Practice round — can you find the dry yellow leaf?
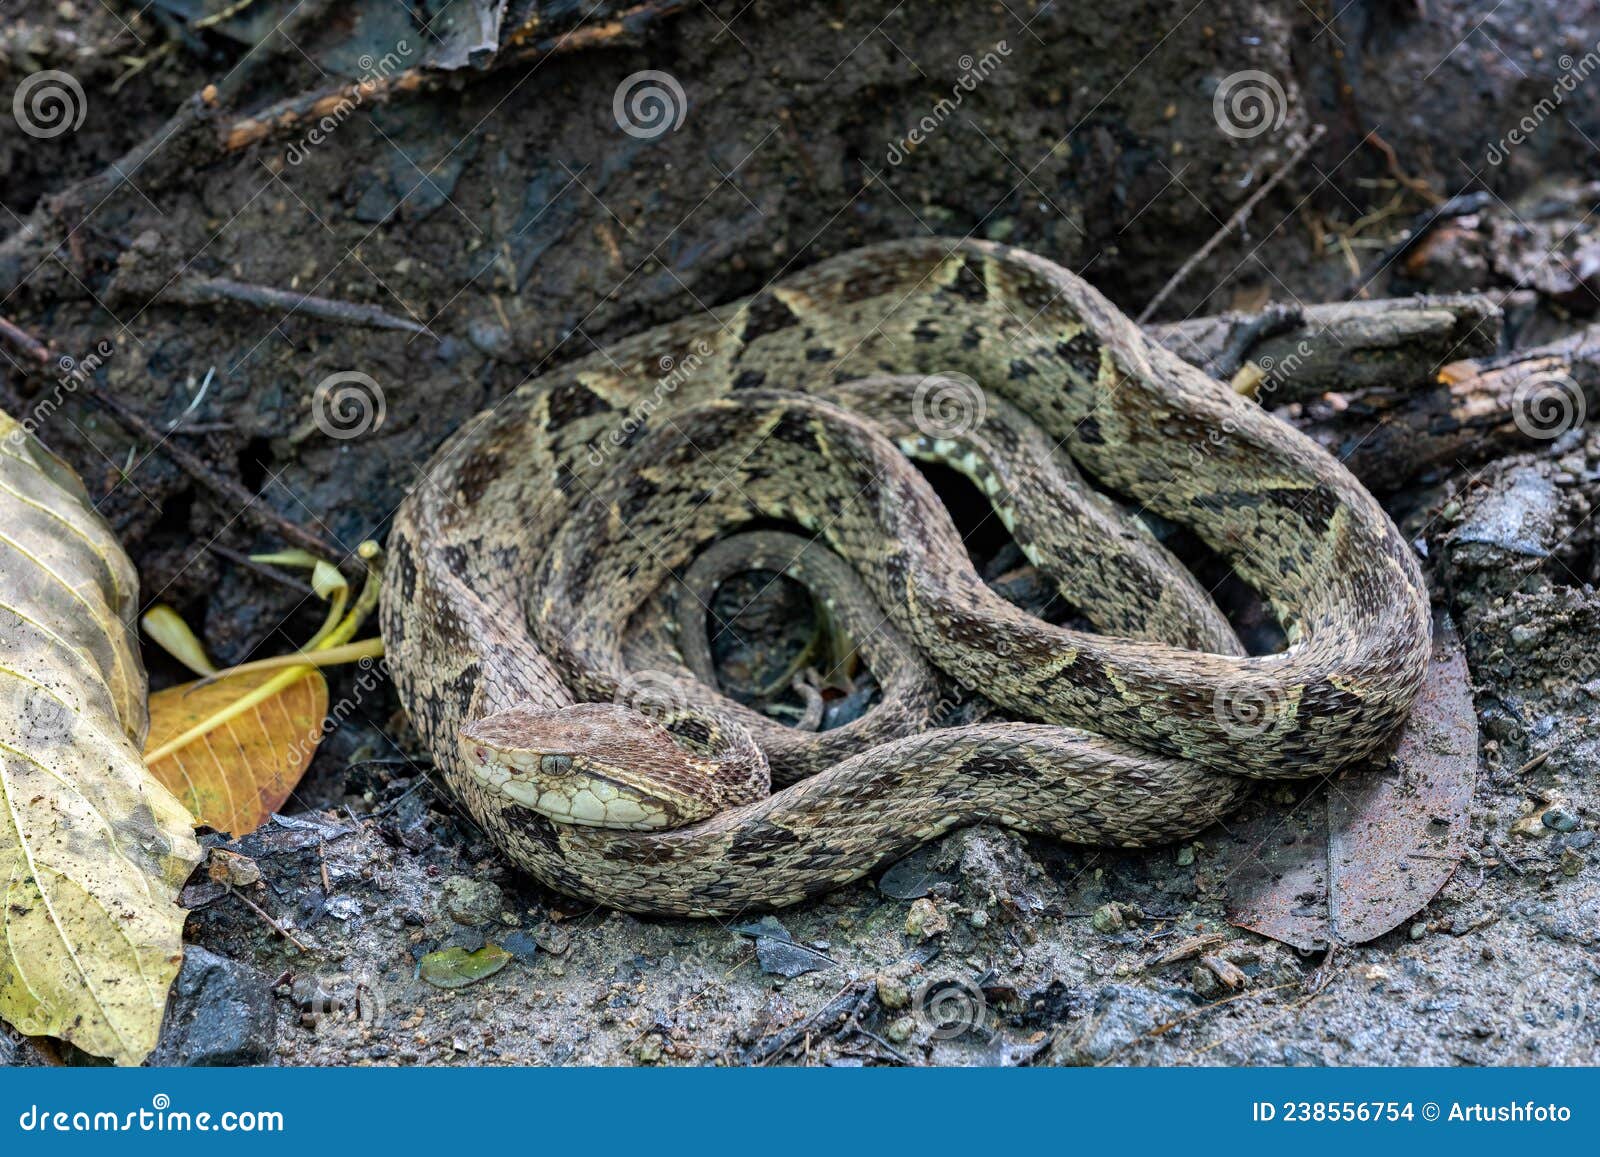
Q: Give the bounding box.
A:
[0,410,201,1066]
[145,666,329,837]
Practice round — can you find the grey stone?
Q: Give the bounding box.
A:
[154,947,274,1067]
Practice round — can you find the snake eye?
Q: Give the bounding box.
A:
[540,753,574,776]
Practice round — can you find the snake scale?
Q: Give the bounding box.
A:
[382,238,1432,917]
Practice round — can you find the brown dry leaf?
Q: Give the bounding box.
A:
[0,410,201,1066]
[145,666,329,838]
[1222,611,1476,950]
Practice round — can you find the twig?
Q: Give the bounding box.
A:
[83,386,344,562]
[223,0,692,151]
[204,542,316,595]
[167,276,433,336]
[230,886,310,952]
[0,315,53,364]
[1137,124,1327,324]
[1342,190,1492,299]
[1362,128,1444,206]
[0,0,336,298]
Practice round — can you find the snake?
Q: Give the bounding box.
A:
[382,237,1432,917]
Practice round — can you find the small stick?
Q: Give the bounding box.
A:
[1137,124,1327,324]
[0,315,52,364]
[84,387,345,562]
[223,0,692,151]
[230,887,310,952]
[204,543,316,595]
[169,276,432,336]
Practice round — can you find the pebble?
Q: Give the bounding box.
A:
[1542,806,1580,833]
[1509,624,1542,648]
[1560,848,1584,877]
[441,876,504,926]
[904,898,950,940]
[1176,845,1196,867]
[1091,901,1138,934]
[885,1016,915,1044]
[876,975,910,1010]
[154,948,275,1066]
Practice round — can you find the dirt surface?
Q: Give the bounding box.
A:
[2,0,1600,1067]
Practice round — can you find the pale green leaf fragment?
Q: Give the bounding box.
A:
[140,605,217,677]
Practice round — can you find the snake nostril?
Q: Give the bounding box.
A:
[474,746,489,763]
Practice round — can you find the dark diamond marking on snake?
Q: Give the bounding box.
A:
[545,381,611,428]
[741,293,801,342]
[1058,332,1102,382]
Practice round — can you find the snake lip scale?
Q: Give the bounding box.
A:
[383,236,1432,918]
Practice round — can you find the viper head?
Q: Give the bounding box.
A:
[459,702,716,830]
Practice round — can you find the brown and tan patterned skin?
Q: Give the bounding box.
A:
[382,237,1431,918]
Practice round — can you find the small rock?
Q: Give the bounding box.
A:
[905,897,951,940]
[1542,806,1581,833]
[532,921,571,955]
[1560,848,1584,877]
[1091,901,1139,934]
[154,948,274,1066]
[499,930,539,961]
[1409,922,1428,940]
[885,1016,915,1044]
[1176,844,1196,867]
[755,936,833,978]
[1509,623,1542,649]
[441,876,504,926]
[876,975,910,1010]
[632,1033,664,1064]
[968,907,990,929]
[1567,830,1596,850]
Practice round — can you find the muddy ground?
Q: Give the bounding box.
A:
[2,1,1599,1066]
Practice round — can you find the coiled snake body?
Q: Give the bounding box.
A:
[382,238,1431,917]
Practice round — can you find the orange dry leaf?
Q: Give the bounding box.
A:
[144,666,329,838]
